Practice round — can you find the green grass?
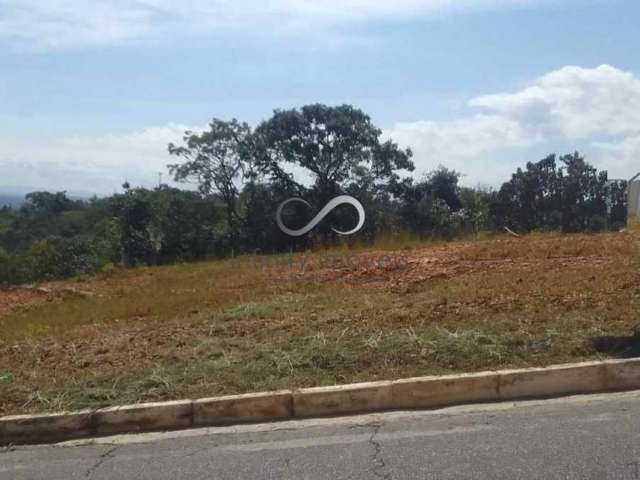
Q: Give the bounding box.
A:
[0,256,295,340]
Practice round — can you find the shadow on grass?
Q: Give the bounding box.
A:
[592,335,640,358]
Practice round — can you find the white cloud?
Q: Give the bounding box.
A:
[0,0,550,50]
[0,122,313,195]
[0,123,196,195]
[3,64,640,194]
[592,135,640,180]
[387,114,535,159]
[470,65,640,139]
[386,65,640,185]
[0,1,155,50]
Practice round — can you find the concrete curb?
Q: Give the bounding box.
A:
[2,358,640,445]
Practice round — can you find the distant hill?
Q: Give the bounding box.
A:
[0,194,25,208]
[0,191,94,208]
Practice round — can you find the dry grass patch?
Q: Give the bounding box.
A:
[1,228,639,415]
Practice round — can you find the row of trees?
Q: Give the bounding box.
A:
[0,104,628,285]
[166,104,414,245]
[491,153,627,233]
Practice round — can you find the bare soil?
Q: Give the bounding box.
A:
[1,230,638,415]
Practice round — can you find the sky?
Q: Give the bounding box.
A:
[1,0,640,195]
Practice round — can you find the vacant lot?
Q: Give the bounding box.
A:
[1,228,639,415]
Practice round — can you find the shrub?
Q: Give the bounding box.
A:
[26,237,102,281]
[588,215,607,233]
[0,247,10,284]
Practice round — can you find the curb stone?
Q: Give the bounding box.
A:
[0,410,94,445]
[293,380,393,417]
[193,391,293,427]
[2,358,640,445]
[94,400,193,437]
[391,371,500,410]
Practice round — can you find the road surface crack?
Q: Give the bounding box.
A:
[369,423,392,480]
[85,446,118,478]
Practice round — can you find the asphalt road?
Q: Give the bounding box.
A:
[3,391,640,480]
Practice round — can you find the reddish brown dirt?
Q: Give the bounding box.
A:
[0,231,638,415]
[0,287,52,318]
[0,271,155,320]
[286,234,624,292]
[1,232,631,320]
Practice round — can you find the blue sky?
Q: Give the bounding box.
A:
[1,0,640,195]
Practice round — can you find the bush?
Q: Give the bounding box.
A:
[25,237,102,281]
[588,215,607,233]
[0,247,27,285]
[0,247,10,284]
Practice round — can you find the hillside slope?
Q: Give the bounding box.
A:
[1,229,639,415]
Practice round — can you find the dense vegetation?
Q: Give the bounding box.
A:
[0,104,627,285]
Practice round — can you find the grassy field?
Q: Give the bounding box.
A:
[1,226,639,415]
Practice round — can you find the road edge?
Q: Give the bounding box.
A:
[2,357,639,445]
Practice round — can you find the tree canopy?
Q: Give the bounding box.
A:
[0,104,629,286]
[255,104,415,204]
[489,153,626,233]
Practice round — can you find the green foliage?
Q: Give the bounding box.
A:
[111,188,156,267]
[26,237,102,280]
[393,166,489,238]
[168,119,254,238]
[24,191,83,214]
[239,182,289,253]
[459,187,491,233]
[0,247,10,284]
[0,106,630,286]
[110,186,222,266]
[489,153,626,233]
[256,104,414,206]
[0,192,118,283]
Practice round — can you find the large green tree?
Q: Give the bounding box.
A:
[255,104,414,206]
[168,119,255,237]
[490,153,624,233]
